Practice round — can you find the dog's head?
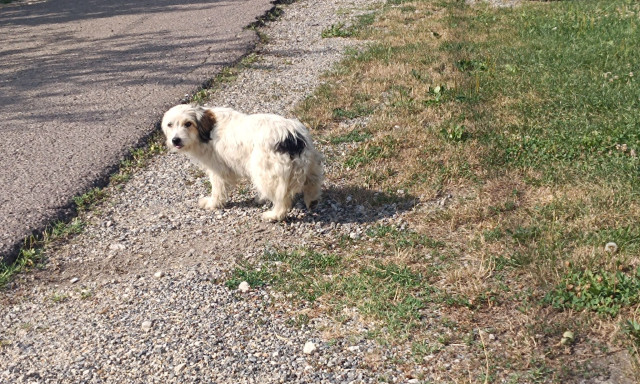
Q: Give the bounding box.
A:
[161,104,217,152]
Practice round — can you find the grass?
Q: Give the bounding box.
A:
[290,0,640,381]
[228,248,436,338]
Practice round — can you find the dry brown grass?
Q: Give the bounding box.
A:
[290,0,640,381]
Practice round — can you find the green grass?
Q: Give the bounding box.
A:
[329,129,372,144]
[344,136,397,168]
[73,188,108,212]
[227,248,435,337]
[455,1,640,185]
[366,224,444,250]
[294,0,640,380]
[49,292,69,303]
[545,267,640,317]
[322,23,355,38]
[0,247,42,287]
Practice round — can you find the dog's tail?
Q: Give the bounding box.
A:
[303,148,323,210]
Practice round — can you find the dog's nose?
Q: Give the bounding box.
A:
[172,137,182,146]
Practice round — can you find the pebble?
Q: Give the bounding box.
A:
[303,341,317,355]
[141,321,153,332]
[173,363,186,374]
[154,271,165,278]
[70,277,79,284]
[109,243,125,251]
[238,281,250,293]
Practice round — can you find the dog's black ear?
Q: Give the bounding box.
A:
[196,109,216,143]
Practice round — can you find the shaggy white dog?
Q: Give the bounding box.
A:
[161,104,323,221]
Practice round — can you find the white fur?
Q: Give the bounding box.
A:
[161,104,323,221]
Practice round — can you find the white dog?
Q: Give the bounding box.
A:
[161,104,323,221]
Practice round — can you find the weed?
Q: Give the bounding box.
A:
[80,289,93,300]
[411,340,441,362]
[225,265,273,290]
[332,104,374,120]
[48,218,84,240]
[329,129,372,144]
[440,124,468,142]
[367,224,444,250]
[74,188,108,212]
[322,23,354,38]
[622,319,640,354]
[545,267,640,317]
[50,292,69,303]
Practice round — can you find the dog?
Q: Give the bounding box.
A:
[161,104,323,221]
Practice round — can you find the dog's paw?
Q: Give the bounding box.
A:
[198,197,223,210]
[261,210,286,222]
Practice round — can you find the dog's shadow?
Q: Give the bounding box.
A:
[227,185,417,225]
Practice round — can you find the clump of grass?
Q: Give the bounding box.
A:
[322,23,354,38]
[0,247,42,287]
[545,267,640,317]
[329,129,372,144]
[49,292,69,303]
[227,248,435,338]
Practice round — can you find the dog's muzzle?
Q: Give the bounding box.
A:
[171,137,184,149]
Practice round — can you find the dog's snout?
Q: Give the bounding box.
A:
[171,137,183,147]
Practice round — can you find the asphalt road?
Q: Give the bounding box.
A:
[0,0,275,263]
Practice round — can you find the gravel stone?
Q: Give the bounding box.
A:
[174,363,186,375]
[303,341,317,355]
[238,281,250,293]
[141,321,153,332]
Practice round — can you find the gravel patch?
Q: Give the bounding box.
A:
[1,0,426,383]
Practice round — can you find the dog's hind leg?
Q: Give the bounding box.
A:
[303,152,323,210]
[261,185,292,222]
[254,176,292,221]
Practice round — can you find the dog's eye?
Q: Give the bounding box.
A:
[167,122,173,128]
[184,122,193,128]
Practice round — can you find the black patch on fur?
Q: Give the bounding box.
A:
[197,109,216,143]
[276,131,306,158]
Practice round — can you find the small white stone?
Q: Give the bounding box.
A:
[349,232,359,240]
[141,321,153,332]
[407,380,419,384]
[70,277,79,284]
[347,346,360,352]
[154,271,164,278]
[604,242,618,253]
[238,281,250,293]
[109,243,125,251]
[303,341,316,354]
[174,363,186,374]
[105,220,112,227]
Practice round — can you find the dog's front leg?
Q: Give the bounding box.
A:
[198,172,230,210]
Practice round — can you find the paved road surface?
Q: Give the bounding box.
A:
[0,0,275,263]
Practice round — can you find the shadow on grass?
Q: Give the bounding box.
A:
[226,185,417,224]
